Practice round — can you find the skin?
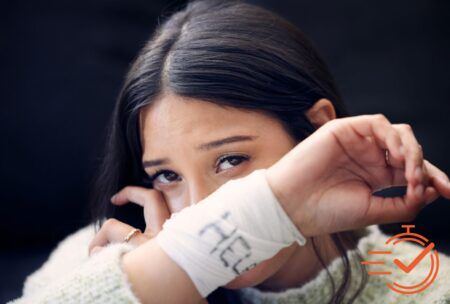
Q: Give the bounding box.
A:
[137,94,340,290]
[88,93,450,304]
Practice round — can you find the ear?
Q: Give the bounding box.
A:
[305,98,336,128]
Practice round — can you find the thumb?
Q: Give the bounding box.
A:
[111,186,171,237]
[142,190,171,237]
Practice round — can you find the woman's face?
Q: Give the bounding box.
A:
[139,93,300,289]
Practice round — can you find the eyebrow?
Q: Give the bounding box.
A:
[142,135,258,168]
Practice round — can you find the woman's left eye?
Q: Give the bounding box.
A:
[216,154,249,173]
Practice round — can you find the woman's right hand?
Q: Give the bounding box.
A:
[88,186,171,256]
[266,114,450,237]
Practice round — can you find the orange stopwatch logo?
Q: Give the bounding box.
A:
[361,225,439,295]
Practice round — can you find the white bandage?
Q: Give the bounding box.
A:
[155,168,306,298]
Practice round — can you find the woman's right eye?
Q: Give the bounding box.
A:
[151,170,181,185]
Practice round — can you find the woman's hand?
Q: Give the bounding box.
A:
[266,114,450,237]
[88,187,171,256]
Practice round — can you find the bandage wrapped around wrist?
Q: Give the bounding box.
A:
[155,168,306,297]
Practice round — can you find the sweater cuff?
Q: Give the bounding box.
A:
[8,242,142,304]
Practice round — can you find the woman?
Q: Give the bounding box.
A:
[10,0,450,303]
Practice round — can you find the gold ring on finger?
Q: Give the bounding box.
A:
[124,228,141,243]
[384,149,391,167]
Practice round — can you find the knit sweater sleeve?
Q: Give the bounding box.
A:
[7,224,142,304]
[18,224,97,296]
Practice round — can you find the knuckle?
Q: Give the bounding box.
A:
[323,118,340,130]
[398,123,413,132]
[323,118,337,126]
[103,218,118,229]
[412,145,423,160]
[373,113,388,123]
[121,186,133,196]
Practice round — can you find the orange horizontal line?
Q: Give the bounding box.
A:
[368,271,391,276]
[368,250,392,255]
[361,261,385,265]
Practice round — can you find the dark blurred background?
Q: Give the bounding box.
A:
[1,0,449,302]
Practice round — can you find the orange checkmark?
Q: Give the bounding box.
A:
[393,242,435,274]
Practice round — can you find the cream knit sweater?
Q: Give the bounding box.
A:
[8,224,450,303]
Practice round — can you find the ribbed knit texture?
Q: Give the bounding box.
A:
[8,224,450,303]
[8,225,141,304]
[236,226,450,303]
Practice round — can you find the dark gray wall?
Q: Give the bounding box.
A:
[251,0,450,238]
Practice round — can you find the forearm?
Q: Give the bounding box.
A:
[122,239,203,304]
[120,169,305,303]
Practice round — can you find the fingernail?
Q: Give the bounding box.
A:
[399,146,405,156]
[415,184,424,197]
[110,194,117,203]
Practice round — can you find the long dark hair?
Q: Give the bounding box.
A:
[89,0,367,302]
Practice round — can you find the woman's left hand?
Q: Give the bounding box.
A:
[88,187,171,256]
[266,114,450,237]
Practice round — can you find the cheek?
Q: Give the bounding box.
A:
[158,190,187,214]
[167,198,185,214]
[223,244,296,289]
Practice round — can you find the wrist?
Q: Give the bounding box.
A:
[266,163,313,238]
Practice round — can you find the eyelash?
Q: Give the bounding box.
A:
[148,154,250,185]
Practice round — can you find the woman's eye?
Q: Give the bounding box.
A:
[149,155,249,185]
[151,170,180,185]
[216,155,249,173]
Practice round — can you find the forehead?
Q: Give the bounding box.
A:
[140,94,286,155]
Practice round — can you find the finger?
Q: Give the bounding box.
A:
[88,218,147,256]
[392,124,424,186]
[111,186,150,207]
[111,186,171,236]
[367,165,449,225]
[142,191,171,236]
[424,160,450,199]
[403,159,449,205]
[366,193,423,224]
[90,246,103,256]
[330,114,404,163]
[405,178,425,205]
[423,186,439,205]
